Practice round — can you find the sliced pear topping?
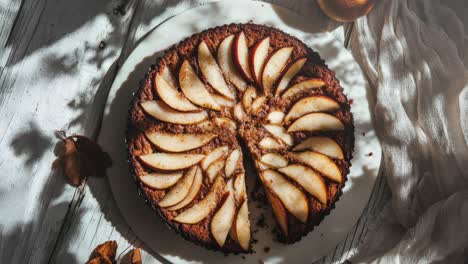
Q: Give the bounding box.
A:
[140,101,208,125]
[235,200,251,251]
[198,41,235,100]
[281,78,326,100]
[278,164,328,204]
[260,153,288,168]
[257,161,273,171]
[145,131,216,153]
[212,93,235,107]
[276,57,307,96]
[289,151,342,183]
[267,111,285,124]
[160,66,178,89]
[233,32,253,82]
[168,167,203,211]
[262,47,293,92]
[174,176,226,224]
[249,37,270,84]
[195,120,215,131]
[139,153,205,171]
[242,86,257,112]
[263,124,294,146]
[287,113,344,133]
[179,60,221,110]
[225,149,241,178]
[259,137,282,150]
[206,158,225,183]
[260,170,309,223]
[233,172,247,203]
[211,179,236,247]
[233,103,248,121]
[215,117,237,132]
[217,35,247,91]
[159,166,197,207]
[201,146,229,170]
[265,189,288,236]
[293,137,344,160]
[154,72,200,112]
[285,96,340,122]
[139,171,184,190]
[251,96,266,113]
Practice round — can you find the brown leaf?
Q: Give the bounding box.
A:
[90,240,118,261]
[62,138,85,186]
[52,132,112,187]
[86,256,113,264]
[129,248,142,264]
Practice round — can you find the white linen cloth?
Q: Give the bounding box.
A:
[348,0,468,263]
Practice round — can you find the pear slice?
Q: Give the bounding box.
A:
[260,153,288,168]
[195,120,215,131]
[212,93,235,107]
[140,101,208,125]
[275,57,307,96]
[139,171,184,190]
[257,161,273,171]
[281,78,326,99]
[235,200,251,251]
[259,137,282,150]
[293,137,344,160]
[249,37,270,84]
[233,172,247,203]
[267,111,285,124]
[206,157,226,183]
[262,47,293,92]
[160,66,178,89]
[179,60,221,111]
[168,167,203,211]
[154,72,200,112]
[145,131,216,152]
[211,179,236,247]
[278,164,328,204]
[242,86,257,112]
[260,170,309,223]
[233,103,247,121]
[217,35,247,91]
[225,149,241,178]
[233,32,253,82]
[263,124,294,146]
[201,146,229,170]
[265,189,288,236]
[289,151,342,183]
[198,41,235,100]
[251,96,266,113]
[174,176,226,224]
[287,113,344,133]
[284,96,340,123]
[139,152,205,171]
[215,117,237,132]
[158,166,197,207]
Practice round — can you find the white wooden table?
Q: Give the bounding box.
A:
[0,1,387,263]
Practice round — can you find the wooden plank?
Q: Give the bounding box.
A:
[0,0,140,263]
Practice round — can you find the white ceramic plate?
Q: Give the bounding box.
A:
[98,1,381,263]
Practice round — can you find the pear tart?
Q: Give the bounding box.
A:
[126,23,354,253]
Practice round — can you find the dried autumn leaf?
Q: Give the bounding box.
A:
[122,248,142,264]
[89,240,117,261]
[52,132,112,187]
[86,257,112,264]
